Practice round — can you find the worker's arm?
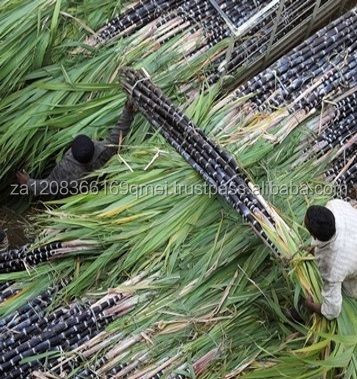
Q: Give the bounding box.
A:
[306,281,342,320]
[16,170,58,196]
[95,101,136,166]
[305,295,322,315]
[105,100,135,148]
[17,154,82,196]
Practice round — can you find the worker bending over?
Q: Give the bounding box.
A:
[16,100,135,197]
[304,199,357,320]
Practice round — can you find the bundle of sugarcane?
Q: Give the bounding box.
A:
[288,89,357,198]
[0,240,96,274]
[47,305,221,378]
[87,0,269,47]
[0,242,63,273]
[206,0,344,85]
[232,8,357,113]
[0,280,145,379]
[325,145,357,182]
[0,272,155,378]
[212,9,357,147]
[310,110,356,160]
[335,163,357,195]
[119,68,301,258]
[86,0,344,91]
[289,88,356,162]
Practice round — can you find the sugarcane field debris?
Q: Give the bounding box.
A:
[0,0,357,378]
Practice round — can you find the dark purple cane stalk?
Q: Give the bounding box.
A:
[0,242,64,273]
[301,89,357,163]
[0,303,91,351]
[0,239,95,273]
[0,286,19,303]
[137,95,268,219]
[0,242,62,262]
[325,145,356,181]
[335,164,357,188]
[135,90,262,217]
[0,281,12,292]
[124,69,251,183]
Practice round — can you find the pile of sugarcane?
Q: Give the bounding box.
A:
[326,144,356,197]
[301,90,356,158]
[317,92,357,160]
[326,145,356,181]
[87,0,343,87]
[293,90,357,197]
[0,280,142,378]
[206,0,344,84]
[120,68,288,256]
[0,240,95,274]
[1,272,218,379]
[233,8,357,113]
[90,0,271,46]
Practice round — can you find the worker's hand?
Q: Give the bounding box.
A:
[306,245,315,255]
[305,294,314,308]
[16,170,29,185]
[305,294,322,315]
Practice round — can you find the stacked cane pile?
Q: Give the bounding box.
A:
[287,89,357,197]
[233,9,357,113]
[206,0,345,84]
[87,0,343,87]
[321,92,357,196]
[1,272,217,379]
[0,280,142,378]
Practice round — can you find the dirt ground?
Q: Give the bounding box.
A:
[0,207,31,248]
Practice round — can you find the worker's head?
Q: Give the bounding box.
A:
[71,135,95,164]
[304,205,336,242]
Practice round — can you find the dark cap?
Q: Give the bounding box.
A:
[71,135,95,164]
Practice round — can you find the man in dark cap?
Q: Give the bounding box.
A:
[16,100,135,197]
[304,199,357,320]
